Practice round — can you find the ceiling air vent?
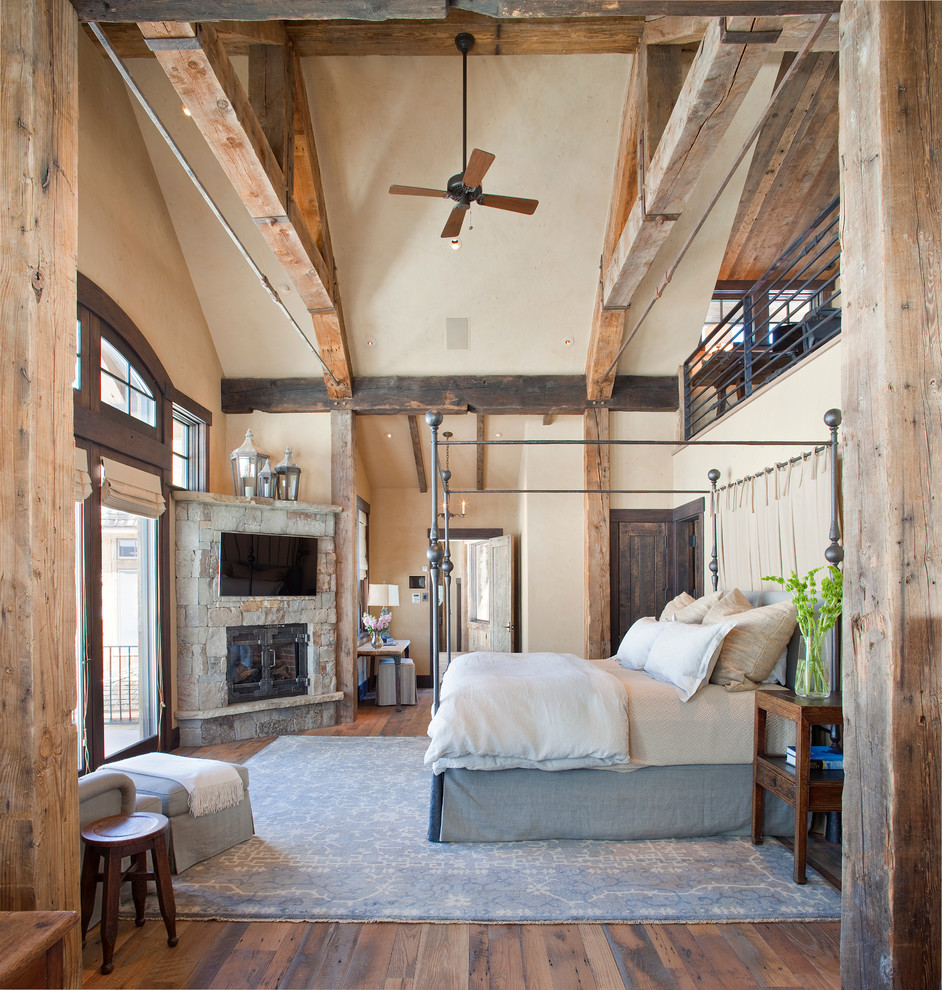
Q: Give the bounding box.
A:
[445,317,469,350]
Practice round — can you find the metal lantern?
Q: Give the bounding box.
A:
[274,447,301,501]
[230,430,268,498]
[257,458,274,499]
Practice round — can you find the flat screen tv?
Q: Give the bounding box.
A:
[218,532,318,597]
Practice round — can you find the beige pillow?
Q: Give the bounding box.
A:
[669,590,723,624]
[659,592,694,621]
[707,600,798,688]
[702,588,754,623]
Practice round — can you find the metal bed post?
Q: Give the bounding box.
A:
[426,410,444,713]
[440,466,453,689]
[823,408,844,693]
[708,468,720,592]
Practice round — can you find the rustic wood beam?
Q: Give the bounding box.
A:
[248,36,289,173]
[643,17,776,216]
[602,17,774,309]
[583,408,611,660]
[476,414,486,491]
[586,287,627,401]
[1,0,81,981]
[140,21,352,397]
[221,374,679,415]
[331,410,358,722]
[839,3,942,986]
[408,415,428,493]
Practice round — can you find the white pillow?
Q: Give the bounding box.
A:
[614,617,666,670]
[643,621,735,702]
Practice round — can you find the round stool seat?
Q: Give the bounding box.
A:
[80,811,178,974]
[82,811,168,847]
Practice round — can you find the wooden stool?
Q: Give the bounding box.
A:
[80,811,178,974]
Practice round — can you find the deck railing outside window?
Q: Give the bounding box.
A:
[103,645,140,724]
[683,196,841,438]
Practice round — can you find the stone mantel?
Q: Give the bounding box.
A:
[173,491,341,745]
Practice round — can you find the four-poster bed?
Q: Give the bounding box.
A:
[423,410,843,843]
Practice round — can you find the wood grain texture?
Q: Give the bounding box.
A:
[331,410,358,722]
[222,374,679,416]
[584,408,611,660]
[0,0,81,981]
[838,2,942,987]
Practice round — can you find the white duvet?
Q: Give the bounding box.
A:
[425,651,630,774]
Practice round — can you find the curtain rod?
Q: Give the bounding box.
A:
[439,438,822,447]
[444,488,709,496]
[712,444,829,495]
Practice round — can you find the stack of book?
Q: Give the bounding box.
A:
[785,745,844,770]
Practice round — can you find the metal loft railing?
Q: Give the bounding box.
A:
[683,196,841,439]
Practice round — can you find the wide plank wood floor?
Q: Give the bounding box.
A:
[82,690,842,990]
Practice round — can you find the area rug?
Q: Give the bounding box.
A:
[158,735,841,924]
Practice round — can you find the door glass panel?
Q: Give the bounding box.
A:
[100,506,159,757]
[74,503,86,772]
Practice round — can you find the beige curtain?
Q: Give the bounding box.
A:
[715,446,836,590]
[357,508,369,581]
[100,457,166,518]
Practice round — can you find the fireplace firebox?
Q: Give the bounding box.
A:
[227,623,309,704]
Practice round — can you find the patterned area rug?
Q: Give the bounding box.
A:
[162,735,841,924]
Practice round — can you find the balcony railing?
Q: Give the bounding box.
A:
[683,196,841,439]
[103,645,140,724]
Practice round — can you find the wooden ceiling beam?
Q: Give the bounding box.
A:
[140,20,352,397]
[408,415,428,493]
[221,374,679,415]
[601,17,776,310]
[476,414,486,491]
[586,286,627,402]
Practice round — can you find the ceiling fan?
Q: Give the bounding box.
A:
[388,32,539,240]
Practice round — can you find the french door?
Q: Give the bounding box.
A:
[75,446,162,771]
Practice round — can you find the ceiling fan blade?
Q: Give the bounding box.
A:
[478,193,539,216]
[389,185,448,198]
[461,149,496,189]
[441,205,468,239]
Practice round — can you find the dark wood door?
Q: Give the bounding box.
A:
[611,520,671,652]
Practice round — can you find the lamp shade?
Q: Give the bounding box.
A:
[386,584,400,607]
[367,583,400,608]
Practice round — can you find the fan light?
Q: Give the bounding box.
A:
[450,238,461,250]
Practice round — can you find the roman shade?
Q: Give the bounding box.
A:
[100,457,166,518]
[74,447,92,502]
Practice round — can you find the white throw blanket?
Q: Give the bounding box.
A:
[111,753,244,818]
[425,651,630,774]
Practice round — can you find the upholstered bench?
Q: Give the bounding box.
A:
[111,757,255,874]
[377,656,417,707]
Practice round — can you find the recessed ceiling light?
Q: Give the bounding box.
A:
[366,338,376,347]
[385,432,394,440]
[562,336,574,347]
[494,432,503,438]
[182,104,191,116]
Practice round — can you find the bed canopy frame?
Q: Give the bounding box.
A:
[425,408,843,712]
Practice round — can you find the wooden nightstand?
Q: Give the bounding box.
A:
[752,689,843,884]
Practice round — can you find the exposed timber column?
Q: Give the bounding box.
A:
[331,410,358,722]
[839,3,942,986]
[0,0,81,982]
[584,408,611,659]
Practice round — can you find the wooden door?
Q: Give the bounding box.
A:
[489,534,515,652]
[611,520,671,653]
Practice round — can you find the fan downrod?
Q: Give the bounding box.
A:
[455,32,475,55]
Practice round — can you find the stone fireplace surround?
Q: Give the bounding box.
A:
[173,492,343,746]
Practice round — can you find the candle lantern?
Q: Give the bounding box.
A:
[230,430,268,498]
[274,447,301,501]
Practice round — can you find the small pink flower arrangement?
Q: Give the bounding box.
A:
[361,611,391,633]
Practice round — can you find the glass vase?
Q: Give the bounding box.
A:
[795,633,831,698]
[369,629,379,647]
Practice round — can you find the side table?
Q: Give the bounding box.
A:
[357,639,411,711]
[752,689,843,884]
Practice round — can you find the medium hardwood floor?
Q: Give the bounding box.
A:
[82,690,842,990]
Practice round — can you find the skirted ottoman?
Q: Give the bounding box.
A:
[109,754,255,873]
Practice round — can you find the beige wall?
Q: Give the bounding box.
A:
[225,412,334,505]
[367,487,520,677]
[77,32,228,490]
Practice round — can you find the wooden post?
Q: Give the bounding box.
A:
[839,3,942,986]
[584,408,611,659]
[331,410,358,722]
[0,0,80,983]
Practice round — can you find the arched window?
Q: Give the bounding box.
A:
[74,274,210,772]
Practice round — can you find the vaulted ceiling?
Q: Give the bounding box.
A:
[80,2,839,486]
